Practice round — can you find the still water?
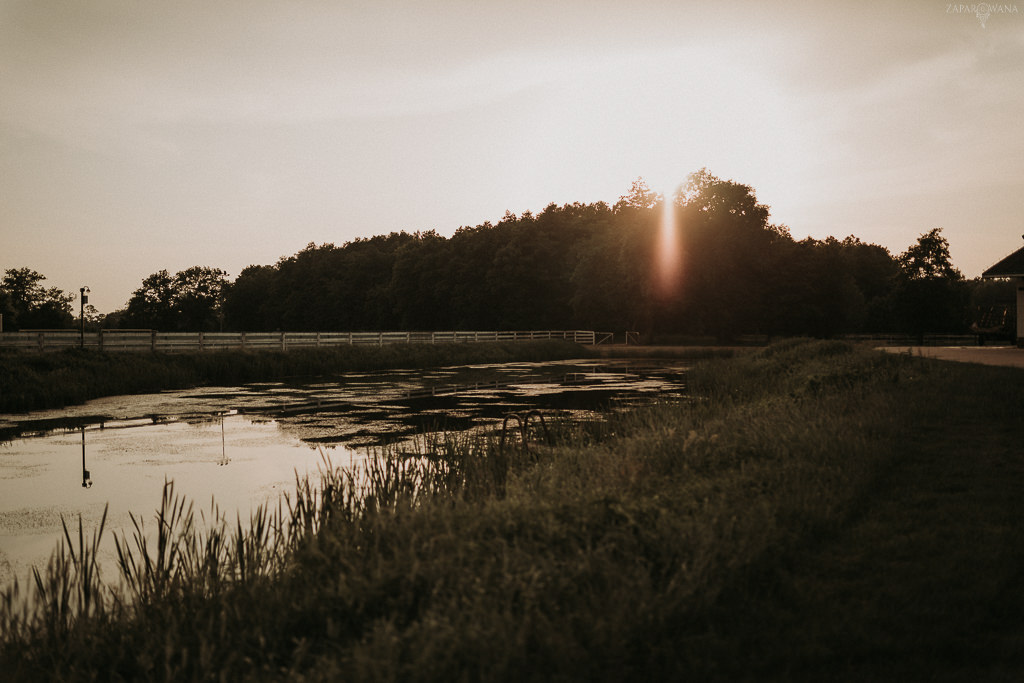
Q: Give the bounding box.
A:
[0,416,343,590]
[0,359,688,587]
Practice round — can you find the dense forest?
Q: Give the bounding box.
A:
[1,171,1016,341]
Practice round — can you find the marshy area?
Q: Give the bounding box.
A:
[2,339,1024,680]
[0,347,693,587]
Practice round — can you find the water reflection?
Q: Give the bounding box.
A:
[81,427,92,488]
[0,360,688,446]
[219,417,229,467]
[0,415,347,590]
[0,359,689,588]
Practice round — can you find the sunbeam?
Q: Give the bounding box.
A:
[655,184,682,299]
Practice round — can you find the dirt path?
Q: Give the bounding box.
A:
[880,345,1024,368]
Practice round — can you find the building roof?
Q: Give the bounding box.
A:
[982,243,1024,278]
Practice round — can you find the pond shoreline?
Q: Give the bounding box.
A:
[0,357,691,443]
[589,344,742,359]
[0,358,691,594]
[0,340,588,414]
[6,341,1024,679]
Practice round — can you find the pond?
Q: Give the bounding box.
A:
[0,358,688,588]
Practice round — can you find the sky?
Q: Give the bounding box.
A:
[2,0,1023,315]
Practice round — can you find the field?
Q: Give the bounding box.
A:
[2,339,1023,680]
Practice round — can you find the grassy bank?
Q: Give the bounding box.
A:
[0,341,584,413]
[2,340,1023,680]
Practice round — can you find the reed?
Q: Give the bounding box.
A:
[2,340,1022,680]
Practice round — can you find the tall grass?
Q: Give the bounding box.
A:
[0,340,583,413]
[2,339,1021,680]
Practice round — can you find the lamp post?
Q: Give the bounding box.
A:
[79,286,90,349]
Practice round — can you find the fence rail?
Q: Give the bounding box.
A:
[0,330,612,353]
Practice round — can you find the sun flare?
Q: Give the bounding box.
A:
[655,181,682,299]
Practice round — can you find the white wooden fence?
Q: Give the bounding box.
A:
[0,330,611,353]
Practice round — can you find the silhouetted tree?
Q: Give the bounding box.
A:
[223,265,278,331]
[390,231,451,329]
[445,222,507,328]
[100,308,129,330]
[124,266,228,331]
[345,232,420,329]
[897,227,961,280]
[762,237,900,337]
[175,266,229,331]
[673,170,783,338]
[891,228,968,341]
[568,185,658,332]
[197,173,967,339]
[487,206,594,329]
[0,268,74,330]
[124,270,176,330]
[614,177,659,211]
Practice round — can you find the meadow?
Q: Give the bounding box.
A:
[2,339,1023,680]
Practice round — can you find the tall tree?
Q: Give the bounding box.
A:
[124,267,228,331]
[175,266,229,331]
[672,170,782,338]
[614,177,659,211]
[897,227,961,280]
[891,228,967,340]
[571,217,651,330]
[124,270,177,330]
[390,231,451,330]
[0,268,74,330]
[223,265,278,331]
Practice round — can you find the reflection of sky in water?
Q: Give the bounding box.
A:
[0,416,352,590]
[0,359,688,588]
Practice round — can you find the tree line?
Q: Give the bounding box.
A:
[1,171,1015,341]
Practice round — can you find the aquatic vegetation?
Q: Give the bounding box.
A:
[0,341,584,413]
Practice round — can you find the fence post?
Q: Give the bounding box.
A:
[151,330,157,352]
[241,332,247,350]
[378,332,383,346]
[281,331,286,351]
[98,330,104,352]
[198,331,205,351]
[37,332,44,351]
[316,332,321,347]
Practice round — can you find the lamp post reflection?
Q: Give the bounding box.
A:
[81,427,92,488]
[219,416,230,466]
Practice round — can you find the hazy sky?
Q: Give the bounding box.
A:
[2,0,1023,314]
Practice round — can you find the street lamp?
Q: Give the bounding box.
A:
[80,286,90,349]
